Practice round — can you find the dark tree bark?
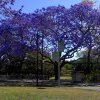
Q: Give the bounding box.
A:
[87,47,91,73]
[86,36,92,75]
[54,62,58,80]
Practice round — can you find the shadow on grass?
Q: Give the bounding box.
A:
[37,87,46,89]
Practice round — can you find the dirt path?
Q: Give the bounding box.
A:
[73,86,100,91]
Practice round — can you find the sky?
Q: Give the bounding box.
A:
[12,0,100,13]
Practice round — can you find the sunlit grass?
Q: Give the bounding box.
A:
[0,87,99,100]
[50,75,72,80]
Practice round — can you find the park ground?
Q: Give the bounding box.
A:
[0,86,100,100]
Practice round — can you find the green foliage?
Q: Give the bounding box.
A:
[88,70,100,82]
[43,62,54,76]
[61,64,72,75]
[64,64,73,70]
[22,52,54,76]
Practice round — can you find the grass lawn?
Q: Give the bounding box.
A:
[0,86,99,100]
[50,75,72,80]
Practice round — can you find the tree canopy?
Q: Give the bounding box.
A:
[0,1,100,79]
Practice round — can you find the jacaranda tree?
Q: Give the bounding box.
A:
[31,3,100,80]
[1,0,100,80]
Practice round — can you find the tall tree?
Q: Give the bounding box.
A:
[31,4,100,80]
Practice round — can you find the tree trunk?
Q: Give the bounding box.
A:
[54,63,58,80]
[85,47,92,75]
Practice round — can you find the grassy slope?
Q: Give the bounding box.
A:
[0,87,99,100]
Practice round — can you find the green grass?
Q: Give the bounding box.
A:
[0,86,99,100]
[50,75,72,80]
